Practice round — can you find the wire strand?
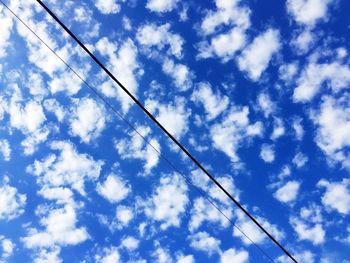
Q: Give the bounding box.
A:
[0,1,295,262]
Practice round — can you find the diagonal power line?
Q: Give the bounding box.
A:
[35,0,298,262]
[0,1,277,262]
[1,0,296,261]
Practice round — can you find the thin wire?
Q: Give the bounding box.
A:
[34,1,297,262]
[0,1,291,262]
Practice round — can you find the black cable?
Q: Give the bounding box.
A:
[0,2,277,262]
[34,1,298,262]
[1,1,295,262]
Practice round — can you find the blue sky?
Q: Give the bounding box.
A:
[1,0,350,262]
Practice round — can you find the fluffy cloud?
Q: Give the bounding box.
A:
[162,59,193,91]
[115,205,134,228]
[286,0,332,26]
[95,246,120,263]
[290,217,325,245]
[233,211,284,245]
[191,82,229,121]
[311,95,350,169]
[210,106,262,162]
[115,126,160,174]
[257,92,276,118]
[0,9,13,58]
[9,100,46,134]
[0,181,26,221]
[293,62,350,102]
[95,0,121,14]
[189,231,220,256]
[0,236,15,259]
[96,37,139,112]
[23,204,89,248]
[293,152,308,168]
[238,29,280,81]
[121,236,139,251]
[200,0,250,35]
[136,23,184,58]
[27,140,104,195]
[33,247,62,263]
[189,197,232,232]
[97,174,130,203]
[198,28,246,61]
[274,181,300,203]
[48,69,88,96]
[145,97,190,140]
[317,179,350,214]
[144,173,188,229]
[220,248,249,263]
[0,139,10,161]
[146,0,179,13]
[260,144,275,163]
[69,97,107,143]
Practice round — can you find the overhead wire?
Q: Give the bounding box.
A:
[0,0,296,262]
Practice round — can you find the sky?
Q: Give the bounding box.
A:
[0,0,350,262]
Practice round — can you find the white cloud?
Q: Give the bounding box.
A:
[33,247,62,263]
[220,248,249,263]
[121,236,139,251]
[274,181,300,203]
[317,179,350,214]
[146,0,179,13]
[286,0,332,26]
[27,140,103,195]
[0,236,15,258]
[293,62,350,102]
[292,117,304,141]
[0,181,26,221]
[95,0,121,14]
[311,95,350,169]
[189,231,220,256]
[257,92,275,118]
[176,254,194,263]
[189,197,232,231]
[271,118,285,140]
[136,23,184,58]
[144,173,188,229]
[291,29,315,54]
[279,63,298,82]
[9,100,46,134]
[97,174,130,204]
[152,243,172,263]
[233,211,284,245]
[48,68,88,96]
[23,204,89,248]
[210,106,263,163]
[95,247,120,263]
[198,28,246,61]
[0,9,13,59]
[69,97,107,143]
[115,205,134,228]
[162,59,193,91]
[191,82,229,121]
[292,152,308,168]
[290,217,325,245]
[0,139,10,161]
[43,99,66,122]
[260,144,275,163]
[277,250,315,263]
[96,37,139,113]
[238,29,280,81]
[115,126,160,174]
[145,97,190,140]
[200,0,250,36]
